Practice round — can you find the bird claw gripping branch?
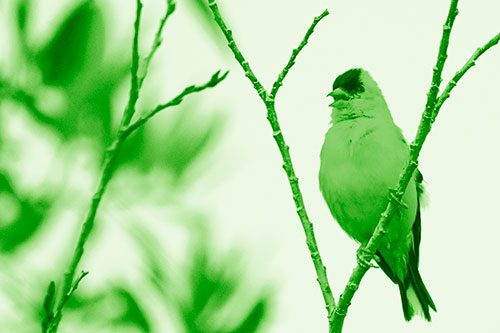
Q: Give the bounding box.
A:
[356,246,380,269]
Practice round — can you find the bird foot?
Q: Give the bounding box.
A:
[356,246,379,269]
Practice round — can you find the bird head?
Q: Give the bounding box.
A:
[327,68,393,122]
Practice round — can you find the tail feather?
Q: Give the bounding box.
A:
[378,250,436,321]
[377,172,435,321]
[397,280,413,321]
[408,250,436,318]
[397,252,436,322]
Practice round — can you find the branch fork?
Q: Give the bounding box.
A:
[42,1,227,331]
[208,0,500,332]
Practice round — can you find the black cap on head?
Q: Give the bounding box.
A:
[332,68,365,94]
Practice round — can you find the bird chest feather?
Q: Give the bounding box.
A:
[319,118,416,245]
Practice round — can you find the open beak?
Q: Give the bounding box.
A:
[327,88,349,106]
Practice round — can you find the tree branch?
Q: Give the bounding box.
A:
[49,271,88,329]
[330,1,497,331]
[207,0,268,101]
[120,0,143,129]
[124,70,228,136]
[138,0,177,89]
[270,10,329,98]
[433,31,500,121]
[206,0,336,326]
[43,1,226,331]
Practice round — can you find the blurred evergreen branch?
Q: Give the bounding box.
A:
[0,171,50,252]
[62,284,151,332]
[159,106,225,185]
[3,0,129,143]
[42,1,227,331]
[36,0,105,87]
[0,78,63,135]
[130,220,272,333]
[206,0,335,327]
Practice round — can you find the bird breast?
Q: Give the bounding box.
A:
[319,118,416,244]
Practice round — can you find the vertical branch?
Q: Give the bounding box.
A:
[47,132,127,333]
[48,1,144,328]
[138,0,177,89]
[206,1,268,100]
[331,1,459,330]
[120,0,143,128]
[206,0,336,326]
[46,0,143,321]
[42,1,226,331]
[330,0,499,331]
[269,10,329,98]
[48,271,89,329]
[433,31,500,120]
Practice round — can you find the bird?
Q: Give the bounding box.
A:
[318,68,436,321]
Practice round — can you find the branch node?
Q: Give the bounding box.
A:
[266,95,275,104]
[388,189,408,209]
[346,282,359,292]
[334,304,348,317]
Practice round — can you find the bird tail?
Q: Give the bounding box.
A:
[377,249,436,321]
[397,251,436,321]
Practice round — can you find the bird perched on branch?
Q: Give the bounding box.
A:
[319,68,436,321]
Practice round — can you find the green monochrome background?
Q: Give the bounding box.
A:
[0,0,499,332]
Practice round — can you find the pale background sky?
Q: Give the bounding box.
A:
[2,0,500,332]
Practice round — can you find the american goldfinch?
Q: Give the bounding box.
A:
[319,68,436,321]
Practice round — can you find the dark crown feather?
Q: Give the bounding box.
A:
[332,68,365,94]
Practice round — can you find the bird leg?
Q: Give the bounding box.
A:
[356,246,380,269]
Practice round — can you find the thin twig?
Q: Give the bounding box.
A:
[433,31,500,121]
[46,3,144,328]
[206,0,336,326]
[120,0,143,128]
[138,0,177,89]
[125,70,228,136]
[48,4,144,329]
[332,1,462,331]
[207,0,268,101]
[269,10,329,98]
[49,271,88,330]
[43,1,227,331]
